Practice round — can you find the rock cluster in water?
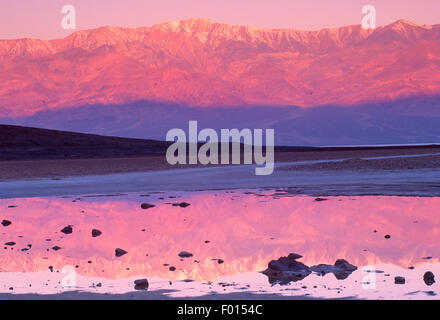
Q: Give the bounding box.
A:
[262,253,358,285]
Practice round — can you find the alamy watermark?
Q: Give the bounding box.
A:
[61,265,77,289]
[361,265,377,290]
[361,5,376,30]
[61,5,76,30]
[166,121,275,175]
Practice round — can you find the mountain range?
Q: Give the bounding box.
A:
[1,18,440,145]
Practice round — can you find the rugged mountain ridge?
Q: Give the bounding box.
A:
[2,18,439,55]
[0,18,439,116]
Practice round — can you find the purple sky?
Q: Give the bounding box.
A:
[1,0,439,39]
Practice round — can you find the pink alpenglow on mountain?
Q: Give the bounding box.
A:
[0,18,440,117]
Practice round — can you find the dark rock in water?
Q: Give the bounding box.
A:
[334,259,357,272]
[141,203,155,210]
[1,220,11,227]
[52,246,62,251]
[92,229,102,237]
[310,264,333,275]
[262,253,311,285]
[394,276,405,284]
[172,202,191,208]
[314,198,328,202]
[178,251,193,258]
[333,272,351,280]
[4,242,15,246]
[423,272,435,286]
[61,225,73,234]
[311,259,357,280]
[286,253,303,260]
[134,279,149,290]
[115,248,127,257]
[179,202,190,208]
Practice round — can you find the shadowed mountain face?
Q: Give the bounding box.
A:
[0,18,440,117]
[2,96,440,146]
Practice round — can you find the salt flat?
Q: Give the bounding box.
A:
[1,161,440,199]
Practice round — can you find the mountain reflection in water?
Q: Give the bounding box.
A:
[0,190,438,298]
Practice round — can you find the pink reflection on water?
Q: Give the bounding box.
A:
[0,191,439,285]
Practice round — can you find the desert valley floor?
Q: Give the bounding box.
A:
[0,145,439,299]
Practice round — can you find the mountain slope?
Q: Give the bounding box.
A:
[0,18,440,116]
[0,124,170,160]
